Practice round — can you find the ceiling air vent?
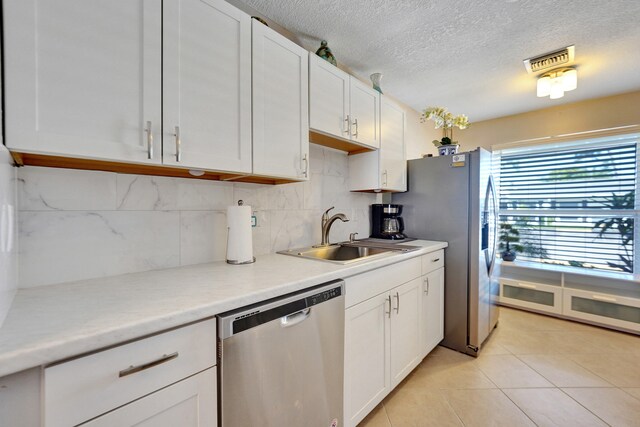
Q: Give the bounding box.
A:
[523,45,575,74]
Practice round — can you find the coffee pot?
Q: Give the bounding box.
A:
[371,204,406,240]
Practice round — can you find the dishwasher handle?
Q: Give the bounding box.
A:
[280,308,311,328]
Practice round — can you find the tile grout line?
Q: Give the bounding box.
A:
[380,403,392,427]
[497,387,542,426]
[556,387,613,427]
[435,388,468,427]
[511,353,560,387]
[563,355,620,387]
[619,387,640,402]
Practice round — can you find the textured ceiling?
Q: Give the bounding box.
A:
[241,0,640,121]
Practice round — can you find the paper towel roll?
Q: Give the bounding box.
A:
[226,204,254,264]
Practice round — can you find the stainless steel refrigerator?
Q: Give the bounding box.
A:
[393,148,499,356]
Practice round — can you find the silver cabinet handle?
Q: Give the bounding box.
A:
[343,115,351,134]
[382,170,388,187]
[394,291,400,314]
[424,276,430,294]
[174,126,181,162]
[302,153,309,178]
[386,295,392,318]
[145,121,153,159]
[432,258,440,262]
[118,352,178,378]
[352,118,358,138]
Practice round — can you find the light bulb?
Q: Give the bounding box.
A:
[562,68,577,91]
[549,77,564,99]
[537,75,551,97]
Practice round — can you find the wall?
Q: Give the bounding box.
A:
[0,145,18,324]
[17,144,376,288]
[457,90,640,151]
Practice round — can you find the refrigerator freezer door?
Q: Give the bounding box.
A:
[393,154,470,353]
[468,149,499,352]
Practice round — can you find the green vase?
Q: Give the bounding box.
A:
[315,40,337,66]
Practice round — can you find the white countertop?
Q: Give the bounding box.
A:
[0,240,446,377]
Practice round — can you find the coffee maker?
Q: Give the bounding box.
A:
[371,204,407,240]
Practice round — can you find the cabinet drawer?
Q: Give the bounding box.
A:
[499,278,562,315]
[421,250,444,275]
[82,368,217,427]
[44,319,216,427]
[563,288,640,333]
[345,257,421,308]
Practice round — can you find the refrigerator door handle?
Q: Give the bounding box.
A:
[488,174,498,276]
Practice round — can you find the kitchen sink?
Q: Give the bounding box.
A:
[278,242,419,264]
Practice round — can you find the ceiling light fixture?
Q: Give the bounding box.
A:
[536,67,577,99]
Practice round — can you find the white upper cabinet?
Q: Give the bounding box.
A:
[309,54,350,139]
[348,95,406,192]
[379,97,407,191]
[3,0,162,164]
[163,0,252,173]
[252,20,309,179]
[309,55,379,149]
[348,77,380,149]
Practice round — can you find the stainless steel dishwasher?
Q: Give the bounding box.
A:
[217,280,344,427]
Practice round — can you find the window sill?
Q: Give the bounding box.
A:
[497,259,639,283]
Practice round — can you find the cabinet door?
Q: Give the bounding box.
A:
[163,0,252,172]
[83,368,216,427]
[252,21,309,179]
[421,268,445,358]
[344,294,391,427]
[390,278,422,388]
[3,0,162,164]
[380,97,407,192]
[349,77,380,149]
[309,54,350,139]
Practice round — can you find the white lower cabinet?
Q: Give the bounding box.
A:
[390,278,422,388]
[345,281,421,427]
[344,293,391,427]
[83,368,217,427]
[562,288,640,333]
[44,319,217,427]
[420,267,445,358]
[499,278,562,315]
[344,254,443,427]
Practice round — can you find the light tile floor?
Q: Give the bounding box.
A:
[359,307,640,427]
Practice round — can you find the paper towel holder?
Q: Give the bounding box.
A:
[226,200,256,265]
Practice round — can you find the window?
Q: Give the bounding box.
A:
[497,134,639,274]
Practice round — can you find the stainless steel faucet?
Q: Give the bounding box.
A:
[320,207,349,246]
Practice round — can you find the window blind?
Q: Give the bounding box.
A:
[498,136,638,273]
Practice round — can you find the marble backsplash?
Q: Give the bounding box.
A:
[0,145,18,324]
[18,144,377,288]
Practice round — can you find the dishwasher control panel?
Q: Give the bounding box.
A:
[218,280,345,339]
[306,286,342,306]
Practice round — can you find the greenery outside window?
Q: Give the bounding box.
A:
[497,134,639,274]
